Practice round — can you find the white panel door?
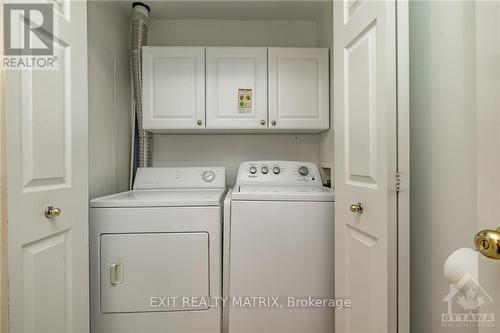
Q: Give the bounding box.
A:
[334,1,398,332]
[474,3,500,332]
[268,48,329,130]
[5,1,89,332]
[143,47,205,129]
[206,47,267,129]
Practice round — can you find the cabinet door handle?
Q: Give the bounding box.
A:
[271,120,277,126]
[197,120,203,126]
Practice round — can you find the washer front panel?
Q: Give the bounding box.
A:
[228,200,335,333]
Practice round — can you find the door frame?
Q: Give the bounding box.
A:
[396,1,410,332]
[0,0,8,330]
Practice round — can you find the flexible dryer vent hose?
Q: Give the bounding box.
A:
[131,2,152,167]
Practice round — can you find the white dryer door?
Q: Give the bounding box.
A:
[100,232,210,313]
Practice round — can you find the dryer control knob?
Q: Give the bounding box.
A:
[202,170,216,182]
[298,166,309,176]
[249,166,258,174]
[273,166,281,174]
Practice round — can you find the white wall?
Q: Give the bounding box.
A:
[317,6,334,173]
[153,134,319,185]
[410,1,500,332]
[149,18,332,185]
[88,1,132,198]
[149,19,318,47]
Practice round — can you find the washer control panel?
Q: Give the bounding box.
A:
[236,161,322,186]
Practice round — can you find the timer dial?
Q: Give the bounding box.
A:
[202,170,216,182]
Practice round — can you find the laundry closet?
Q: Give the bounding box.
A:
[86,2,335,332]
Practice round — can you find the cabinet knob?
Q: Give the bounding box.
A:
[197,120,203,126]
[271,120,277,126]
[260,120,266,126]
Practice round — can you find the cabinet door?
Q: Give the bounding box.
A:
[206,47,267,129]
[143,47,205,129]
[268,48,329,130]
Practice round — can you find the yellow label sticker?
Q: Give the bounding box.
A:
[238,89,252,114]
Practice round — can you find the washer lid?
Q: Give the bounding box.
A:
[232,185,334,202]
[90,189,226,208]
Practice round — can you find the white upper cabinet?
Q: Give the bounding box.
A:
[142,46,329,132]
[206,47,268,129]
[142,47,205,129]
[268,48,329,130]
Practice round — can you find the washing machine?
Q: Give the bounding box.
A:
[90,167,226,333]
[224,161,335,333]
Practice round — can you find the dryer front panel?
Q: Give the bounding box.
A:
[100,232,210,314]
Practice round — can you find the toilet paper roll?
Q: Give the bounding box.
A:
[444,248,479,291]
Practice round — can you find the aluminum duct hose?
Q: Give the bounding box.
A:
[131,2,152,167]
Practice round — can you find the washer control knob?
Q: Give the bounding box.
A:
[273,166,281,174]
[202,170,216,182]
[261,166,269,174]
[298,166,309,176]
[249,166,258,174]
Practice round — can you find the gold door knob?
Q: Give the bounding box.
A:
[474,228,500,259]
[350,202,363,214]
[44,206,62,218]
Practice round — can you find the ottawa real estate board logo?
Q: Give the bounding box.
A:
[441,273,495,328]
[3,3,58,69]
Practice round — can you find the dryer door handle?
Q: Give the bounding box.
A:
[110,263,124,285]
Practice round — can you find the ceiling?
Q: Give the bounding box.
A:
[111,0,331,21]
